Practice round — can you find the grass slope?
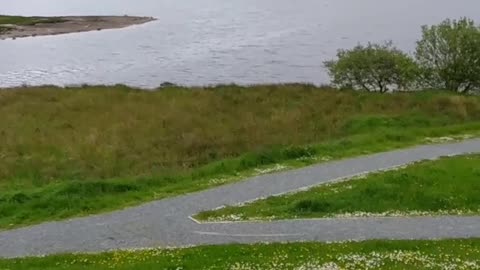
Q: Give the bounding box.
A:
[2,84,480,228]
[1,240,480,270]
[197,154,480,221]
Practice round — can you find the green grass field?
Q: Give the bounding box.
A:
[2,84,480,229]
[196,154,480,221]
[1,240,479,270]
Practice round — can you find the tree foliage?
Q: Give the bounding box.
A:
[324,42,418,93]
[415,18,480,92]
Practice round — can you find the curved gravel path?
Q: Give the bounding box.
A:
[2,139,480,258]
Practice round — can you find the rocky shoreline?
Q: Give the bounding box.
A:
[0,16,155,39]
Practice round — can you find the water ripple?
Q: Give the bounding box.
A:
[1,0,480,87]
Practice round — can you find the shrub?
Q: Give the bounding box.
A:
[324,42,418,93]
[415,18,480,93]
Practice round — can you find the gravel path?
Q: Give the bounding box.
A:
[2,139,480,258]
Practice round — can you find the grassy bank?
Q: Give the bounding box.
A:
[1,240,480,269]
[0,15,64,26]
[196,154,480,221]
[2,84,480,228]
[0,15,65,34]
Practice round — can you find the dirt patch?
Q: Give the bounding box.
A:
[0,16,156,39]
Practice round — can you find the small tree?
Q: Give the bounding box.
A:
[416,18,480,93]
[324,42,418,92]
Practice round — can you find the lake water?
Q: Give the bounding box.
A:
[1,0,480,88]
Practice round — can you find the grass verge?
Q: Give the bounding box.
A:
[2,84,480,229]
[196,154,480,222]
[1,240,480,269]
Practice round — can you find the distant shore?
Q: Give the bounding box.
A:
[0,15,156,39]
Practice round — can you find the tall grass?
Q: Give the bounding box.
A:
[2,84,480,186]
[2,84,480,227]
